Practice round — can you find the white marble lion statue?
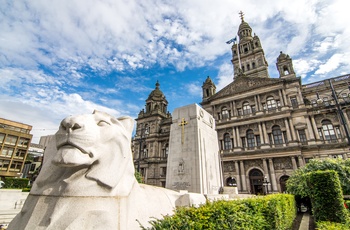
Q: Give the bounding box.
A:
[8,111,205,230]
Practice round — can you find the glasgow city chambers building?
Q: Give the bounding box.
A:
[133,14,350,194]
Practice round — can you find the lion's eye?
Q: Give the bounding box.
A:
[97,120,110,126]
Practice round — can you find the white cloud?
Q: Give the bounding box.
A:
[216,63,234,91]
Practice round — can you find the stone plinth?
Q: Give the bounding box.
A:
[166,104,223,195]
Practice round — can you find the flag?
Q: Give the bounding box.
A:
[226,36,237,44]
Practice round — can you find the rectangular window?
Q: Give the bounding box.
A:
[283,131,288,143]
[18,138,29,147]
[268,134,273,145]
[277,100,281,107]
[241,137,246,148]
[30,164,36,171]
[262,103,266,110]
[1,147,14,157]
[160,167,167,177]
[318,128,324,140]
[335,126,342,138]
[10,161,22,172]
[251,105,256,113]
[237,109,242,116]
[4,135,18,145]
[0,160,10,171]
[0,133,5,143]
[255,135,261,146]
[290,97,298,108]
[14,149,26,159]
[298,130,307,144]
[311,99,317,107]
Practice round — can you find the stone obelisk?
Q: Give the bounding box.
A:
[166,104,223,195]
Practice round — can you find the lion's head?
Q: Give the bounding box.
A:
[33,111,135,194]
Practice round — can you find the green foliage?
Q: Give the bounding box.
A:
[142,194,296,230]
[317,221,350,230]
[3,177,29,189]
[307,170,349,223]
[135,171,144,183]
[286,158,350,197]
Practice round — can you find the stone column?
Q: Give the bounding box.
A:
[268,158,278,192]
[291,156,298,170]
[232,101,236,117]
[257,94,261,111]
[282,89,288,107]
[239,161,247,192]
[310,115,320,139]
[278,89,285,106]
[306,116,316,141]
[236,127,242,148]
[254,95,259,111]
[298,155,304,167]
[234,161,241,192]
[288,118,297,141]
[258,122,265,144]
[233,127,238,147]
[262,122,269,144]
[284,118,292,142]
[262,158,272,192]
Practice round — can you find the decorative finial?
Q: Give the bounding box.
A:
[155,80,160,89]
[239,11,244,22]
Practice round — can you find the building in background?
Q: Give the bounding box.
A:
[133,13,350,195]
[200,13,350,194]
[22,143,44,180]
[132,81,172,187]
[0,118,32,179]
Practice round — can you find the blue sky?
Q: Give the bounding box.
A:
[1,0,349,143]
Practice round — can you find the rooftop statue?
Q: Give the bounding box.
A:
[8,111,205,230]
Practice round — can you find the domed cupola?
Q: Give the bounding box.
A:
[145,81,168,115]
[202,76,216,101]
[238,12,253,42]
[276,51,296,79]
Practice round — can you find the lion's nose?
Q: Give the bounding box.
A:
[60,117,82,132]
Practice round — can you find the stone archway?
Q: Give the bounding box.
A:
[279,175,289,193]
[249,169,264,195]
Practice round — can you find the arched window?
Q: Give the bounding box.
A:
[272,125,283,145]
[252,62,256,69]
[266,96,277,110]
[247,64,250,70]
[280,176,289,193]
[221,107,229,119]
[247,129,255,148]
[224,133,232,150]
[283,66,289,75]
[322,120,337,141]
[242,102,251,115]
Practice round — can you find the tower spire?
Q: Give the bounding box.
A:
[239,10,244,22]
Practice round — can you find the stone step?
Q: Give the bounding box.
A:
[0,209,20,225]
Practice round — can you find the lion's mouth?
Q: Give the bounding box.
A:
[57,142,94,158]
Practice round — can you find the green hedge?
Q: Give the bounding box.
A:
[307,170,349,223]
[3,177,29,189]
[316,221,350,230]
[142,194,296,230]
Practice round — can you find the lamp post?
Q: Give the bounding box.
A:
[262,176,270,195]
[316,79,350,147]
[135,127,149,172]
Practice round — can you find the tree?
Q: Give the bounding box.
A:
[286,158,350,197]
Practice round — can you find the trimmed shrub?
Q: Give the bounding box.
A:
[142,194,296,230]
[307,170,349,223]
[3,177,29,189]
[317,221,350,230]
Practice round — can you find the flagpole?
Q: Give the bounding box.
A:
[236,36,242,69]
